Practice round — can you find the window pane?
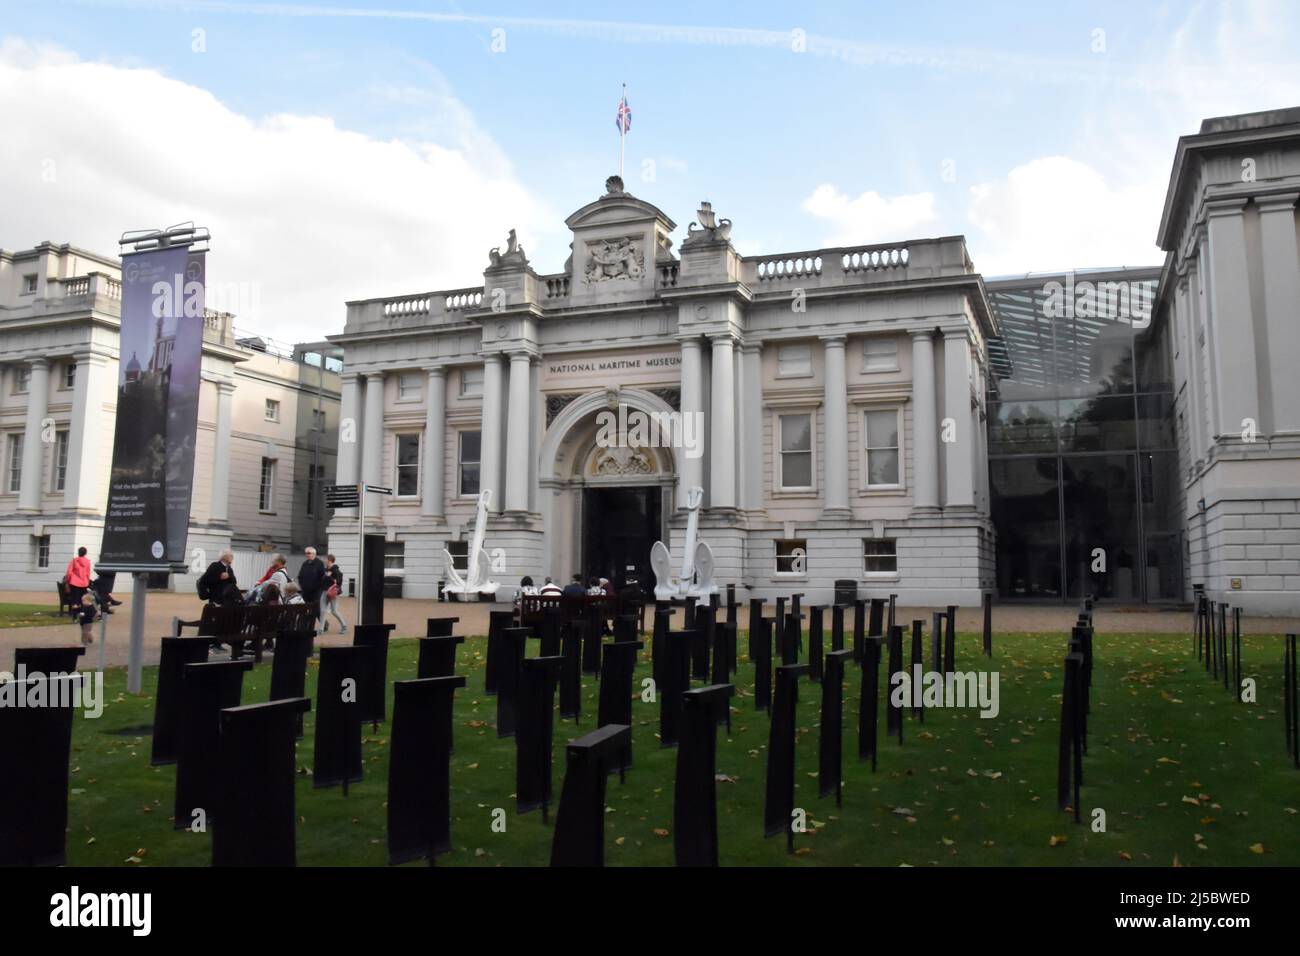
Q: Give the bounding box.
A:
[782,450,811,488]
[990,457,1061,598]
[863,538,897,573]
[867,449,899,485]
[864,338,898,370]
[988,400,1057,454]
[460,464,480,496]
[397,435,420,465]
[1058,396,1137,452]
[865,409,897,448]
[460,430,481,463]
[780,414,811,452]
[778,344,811,375]
[1061,454,1138,601]
[775,539,807,573]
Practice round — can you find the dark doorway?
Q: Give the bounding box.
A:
[582,486,661,591]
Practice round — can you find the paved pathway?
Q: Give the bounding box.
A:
[2,589,1296,670]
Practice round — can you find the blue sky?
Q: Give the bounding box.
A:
[3,0,1299,340]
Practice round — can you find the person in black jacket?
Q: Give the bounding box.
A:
[199,551,239,605]
[298,547,326,604]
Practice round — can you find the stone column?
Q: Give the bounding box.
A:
[1257,193,1300,434]
[678,338,704,510]
[62,353,107,513]
[505,351,533,513]
[480,354,504,513]
[910,330,939,511]
[335,372,360,516]
[740,343,764,511]
[422,366,446,518]
[209,380,235,525]
[821,335,849,516]
[708,334,736,510]
[1205,200,1258,438]
[18,358,49,512]
[362,371,384,491]
[942,331,975,509]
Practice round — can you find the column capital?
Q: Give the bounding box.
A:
[819,334,847,348]
[1256,191,1300,213]
[678,336,704,352]
[910,327,938,342]
[740,341,764,356]
[215,379,237,396]
[362,369,385,382]
[505,347,537,363]
[28,357,49,371]
[1204,197,1249,219]
[708,331,736,345]
[424,364,448,379]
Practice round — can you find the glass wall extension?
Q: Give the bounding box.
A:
[985,270,1181,602]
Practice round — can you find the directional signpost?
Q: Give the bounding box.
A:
[323,483,392,626]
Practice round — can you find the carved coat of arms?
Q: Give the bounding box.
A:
[584,237,644,283]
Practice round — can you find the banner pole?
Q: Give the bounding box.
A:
[127,572,147,693]
[97,606,107,672]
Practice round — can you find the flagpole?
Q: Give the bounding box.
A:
[619,82,626,180]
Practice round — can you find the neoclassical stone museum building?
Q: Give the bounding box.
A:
[329,176,998,605]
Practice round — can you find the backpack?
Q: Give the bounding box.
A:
[197,575,212,601]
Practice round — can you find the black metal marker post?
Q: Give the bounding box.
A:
[550,724,631,867]
[910,620,924,720]
[0,675,80,865]
[982,591,993,657]
[313,645,369,793]
[853,599,866,665]
[387,675,465,864]
[674,683,735,866]
[809,606,824,683]
[176,659,253,826]
[858,635,882,772]
[599,640,643,770]
[660,629,693,747]
[496,626,530,738]
[944,605,957,676]
[887,625,905,744]
[485,608,514,695]
[753,614,772,713]
[820,649,853,806]
[517,656,564,820]
[559,619,584,722]
[765,663,809,853]
[151,636,210,764]
[931,611,943,674]
[352,621,395,730]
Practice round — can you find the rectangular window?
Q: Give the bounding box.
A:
[384,541,406,572]
[459,430,481,496]
[863,337,899,371]
[398,371,422,401]
[461,366,484,397]
[22,274,37,295]
[15,367,30,394]
[35,535,50,569]
[264,398,280,422]
[54,430,69,492]
[777,344,812,377]
[312,408,326,431]
[863,538,898,574]
[775,539,807,575]
[863,408,901,487]
[259,457,276,511]
[63,362,77,389]
[446,540,469,573]
[7,434,23,492]
[305,463,325,517]
[395,433,420,497]
[778,413,813,490]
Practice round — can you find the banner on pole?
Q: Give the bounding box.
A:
[99,245,205,571]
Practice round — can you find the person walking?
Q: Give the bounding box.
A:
[76,592,99,646]
[63,547,92,615]
[298,547,327,607]
[199,550,239,605]
[320,553,348,634]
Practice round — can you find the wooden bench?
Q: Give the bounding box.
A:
[55,580,79,617]
[175,603,318,664]
[516,594,645,633]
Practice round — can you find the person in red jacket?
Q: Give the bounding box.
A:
[64,547,92,616]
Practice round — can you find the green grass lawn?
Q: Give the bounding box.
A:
[0,602,69,628]
[59,628,1298,866]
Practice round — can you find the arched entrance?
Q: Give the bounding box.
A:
[538,388,678,588]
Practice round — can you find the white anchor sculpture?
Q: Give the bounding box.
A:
[442,489,501,601]
[649,485,718,601]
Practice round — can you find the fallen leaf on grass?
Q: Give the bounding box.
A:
[1249,843,1266,855]
[1049,835,1069,847]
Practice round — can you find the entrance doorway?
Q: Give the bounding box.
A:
[581,486,662,591]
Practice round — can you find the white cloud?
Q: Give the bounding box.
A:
[0,37,553,342]
[801,183,939,247]
[965,156,1164,277]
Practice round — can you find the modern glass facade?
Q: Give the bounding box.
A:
[985,268,1181,602]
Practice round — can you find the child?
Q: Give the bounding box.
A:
[77,593,99,646]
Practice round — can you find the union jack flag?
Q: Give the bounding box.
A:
[616,93,631,134]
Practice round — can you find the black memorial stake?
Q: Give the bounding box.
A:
[599,639,643,770]
[151,636,209,764]
[692,603,715,681]
[764,663,809,852]
[496,626,530,738]
[484,608,514,695]
[0,675,80,865]
[175,659,253,828]
[858,634,882,771]
[313,645,370,792]
[819,649,853,806]
[660,629,693,747]
[418,633,465,679]
[559,619,584,722]
[853,599,866,665]
[982,591,993,657]
[944,605,957,676]
[886,624,905,743]
[213,696,311,866]
[752,614,772,713]
[931,611,943,674]
[550,724,631,867]
[352,621,395,729]
[269,628,315,739]
[910,620,925,720]
[831,604,845,653]
[517,656,564,820]
[674,683,735,866]
[13,645,84,675]
[539,607,563,657]
[809,606,824,683]
[387,675,466,864]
